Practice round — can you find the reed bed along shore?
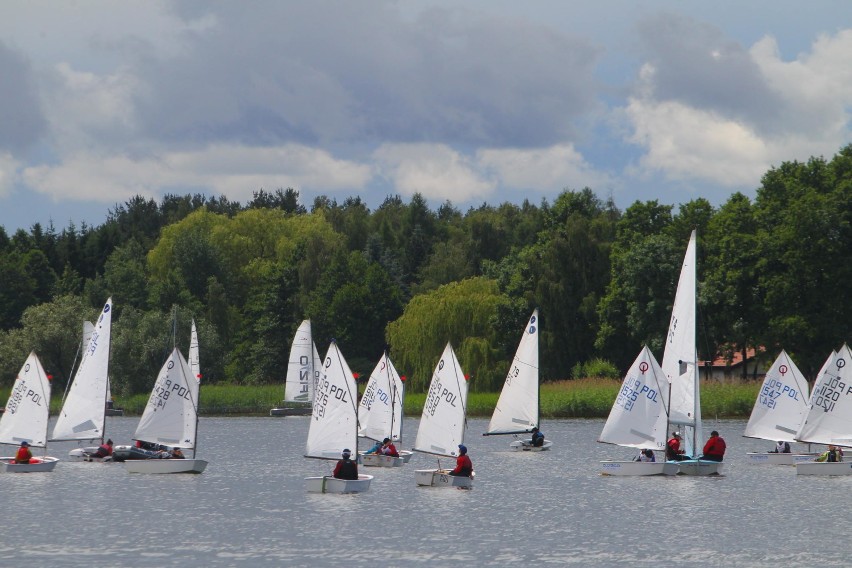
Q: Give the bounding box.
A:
[14,377,759,418]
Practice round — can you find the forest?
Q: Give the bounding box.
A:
[0,145,850,398]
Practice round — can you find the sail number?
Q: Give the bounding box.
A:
[151,378,191,409]
[615,377,659,412]
[812,373,849,414]
[5,378,43,414]
[313,376,349,419]
[424,378,458,416]
[758,378,801,409]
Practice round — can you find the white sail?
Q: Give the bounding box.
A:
[51,298,113,442]
[305,341,359,460]
[413,342,469,458]
[189,319,201,384]
[743,350,810,443]
[358,352,405,442]
[0,352,52,448]
[661,230,701,456]
[285,320,316,404]
[599,346,670,450]
[796,345,852,446]
[134,348,198,449]
[486,309,539,435]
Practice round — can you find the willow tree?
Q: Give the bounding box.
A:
[386,277,511,393]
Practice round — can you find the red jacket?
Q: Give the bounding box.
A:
[451,454,473,476]
[15,447,32,464]
[382,443,399,457]
[703,436,726,458]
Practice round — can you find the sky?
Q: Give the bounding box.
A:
[1,1,850,232]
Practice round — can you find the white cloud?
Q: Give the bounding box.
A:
[477,144,615,193]
[623,28,852,188]
[373,143,494,202]
[0,153,21,198]
[21,144,372,204]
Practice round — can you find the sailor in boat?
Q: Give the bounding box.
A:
[380,438,399,457]
[333,449,359,480]
[771,441,791,454]
[14,441,32,464]
[364,440,383,455]
[448,444,473,478]
[815,445,843,462]
[634,448,655,462]
[86,439,114,459]
[530,427,545,447]
[170,447,185,459]
[700,430,727,462]
[666,432,686,461]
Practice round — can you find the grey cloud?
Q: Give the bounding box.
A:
[633,13,787,135]
[0,42,47,154]
[129,2,602,151]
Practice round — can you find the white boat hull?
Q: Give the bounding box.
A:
[125,459,208,474]
[796,462,852,475]
[414,468,473,488]
[2,456,59,473]
[305,474,373,493]
[599,460,679,476]
[746,452,818,465]
[509,439,553,452]
[360,453,405,467]
[677,459,723,476]
[67,447,115,462]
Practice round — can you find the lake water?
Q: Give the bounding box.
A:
[1,416,847,567]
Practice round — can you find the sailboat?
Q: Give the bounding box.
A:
[124,345,208,474]
[484,309,551,451]
[663,230,721,476]
[51,298,114,462]
[598,346,678,475]
[743,349,816,464]
[795,345,852,475]
[0,352,59,472]
[413,342,473,488]
[358,351,413,467]
[271,319,323,417]
[304,340,373,493]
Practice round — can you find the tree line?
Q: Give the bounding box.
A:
[1,146,850,397]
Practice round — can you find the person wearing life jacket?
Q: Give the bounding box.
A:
[635,448,655,462]
[701,430,727,462]
[380,438,399,457]
[333,449,359,480]
[772,440,791,454]
[170,447,185,459]
[666,432,686,461]
[14,440,32,464]
[91,439,114,459]
[364,440,383,455]
[530,427,545,447]
[449,444,473,477]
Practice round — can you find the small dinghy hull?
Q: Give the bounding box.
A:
[305,474,373,493]
[68,447,115,462]
[509,439,553,452]
[599,460,678,476]
[746,452,817,465]
[125,458,208,474]
[796,462,852,476]
[414,468,473,488]
[2,456,59,473]
[360,453,405,467]
[677,459,723,476]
